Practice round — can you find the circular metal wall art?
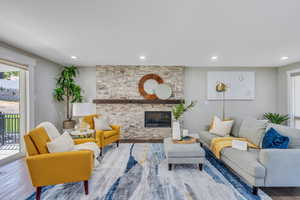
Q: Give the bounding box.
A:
[138,74,163,99]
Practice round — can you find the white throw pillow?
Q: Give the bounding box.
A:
[47,132,74,153]
[94,116,112,131]
[209,116,234,136]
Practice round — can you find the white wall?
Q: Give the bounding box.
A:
[0,42,64,130]
[183,67,278,132]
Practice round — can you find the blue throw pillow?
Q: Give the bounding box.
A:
[262,127,289,149]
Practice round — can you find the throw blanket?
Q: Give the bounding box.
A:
[210,137,259,159]
[73,142,100,167]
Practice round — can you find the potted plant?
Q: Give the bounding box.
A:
[263,112,290,125]
[53,65,83,129]
[171,101,196,140]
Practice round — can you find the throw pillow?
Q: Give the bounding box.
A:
[209,116,234,136]
[94,116,112,131]
[266,123,300,149]
[262,127,290,149]
[239,118,268,147]
[47,132,75,153]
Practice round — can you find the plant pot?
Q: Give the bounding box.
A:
[63,119,76,129]
[172,120,181,140]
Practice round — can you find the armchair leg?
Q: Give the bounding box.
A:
[84,180,89,195]
[252,186,258,195]
[36,187,41,200]
[100,147,102,156]
[116,140,119,147]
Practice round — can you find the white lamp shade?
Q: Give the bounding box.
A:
[72,103,96,117]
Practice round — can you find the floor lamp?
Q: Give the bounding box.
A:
[216,82,227,120]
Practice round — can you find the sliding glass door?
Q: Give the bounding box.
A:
[0,62,27,162]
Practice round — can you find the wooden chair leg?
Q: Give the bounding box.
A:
[116,140,119,147]
[36,187,41,200]
[84,180,89,195]
[199,163,203,171]
[252,186,258,195]
[100,147,102,156]
[168,164,172,171]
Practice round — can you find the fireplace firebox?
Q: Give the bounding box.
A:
[144,111,172,128]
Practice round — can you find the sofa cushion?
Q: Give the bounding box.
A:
[28,127,51,154]
[239,119,268,146]
[221,147,266,178]
[103,130,117,139]
[267,123,300,149]
[198,131,219,146]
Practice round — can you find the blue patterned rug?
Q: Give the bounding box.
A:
[26,143,272,200]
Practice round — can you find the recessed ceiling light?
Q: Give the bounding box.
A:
[211,56,218,61]
[71,56,78,59]
[280,56,289,60]
[139,55,146,61]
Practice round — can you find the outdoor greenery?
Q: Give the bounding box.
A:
[172,101,196,120]
[53,66,83,120]
[263,112,290,125]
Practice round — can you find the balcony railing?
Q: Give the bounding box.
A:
[0,113,20,148]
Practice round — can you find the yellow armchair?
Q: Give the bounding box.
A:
[24,127,94,200]
[82,114,121,156]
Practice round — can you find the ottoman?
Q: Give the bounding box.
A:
[164,137,205,171]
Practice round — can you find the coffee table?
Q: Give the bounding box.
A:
[164,137,205,171]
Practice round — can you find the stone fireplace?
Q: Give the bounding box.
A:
[95,66,184,139]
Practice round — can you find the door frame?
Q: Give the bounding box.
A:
[287,68,300,127]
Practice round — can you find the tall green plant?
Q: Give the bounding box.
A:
[263,112,289,125]
[172,101,196,120]
[53,66,83,120]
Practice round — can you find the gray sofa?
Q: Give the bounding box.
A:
[198,119,300,195]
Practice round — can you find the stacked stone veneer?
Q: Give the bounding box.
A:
[96,66,184,139]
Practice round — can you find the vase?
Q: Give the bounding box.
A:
[172,120,181,140]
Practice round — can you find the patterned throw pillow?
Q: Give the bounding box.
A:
[209,116,234,137]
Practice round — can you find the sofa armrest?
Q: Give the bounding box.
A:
[110,125,121,134]
[259,149,300,186]
[26,151,93,187]
[74,138,96,145]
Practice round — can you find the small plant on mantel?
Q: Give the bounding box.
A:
[263,112,290,125]
[53,65,83,129]
[172,101,196,120]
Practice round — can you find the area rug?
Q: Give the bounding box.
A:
[26,143,272,200]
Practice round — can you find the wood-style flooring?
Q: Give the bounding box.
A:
[0,157,299,200]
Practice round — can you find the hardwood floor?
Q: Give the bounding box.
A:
[0,158,299,200]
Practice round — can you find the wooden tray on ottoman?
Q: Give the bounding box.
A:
[172,136,197,144]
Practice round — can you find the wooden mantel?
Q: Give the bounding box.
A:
[93,99,183,104]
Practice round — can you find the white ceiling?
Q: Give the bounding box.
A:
[0,0,300,67]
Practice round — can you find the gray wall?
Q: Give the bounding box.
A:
[33,58,64,130]
[0,42,64,130]
[277,62,300,115]
[77,67,96,102]
[183,67,278,132]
